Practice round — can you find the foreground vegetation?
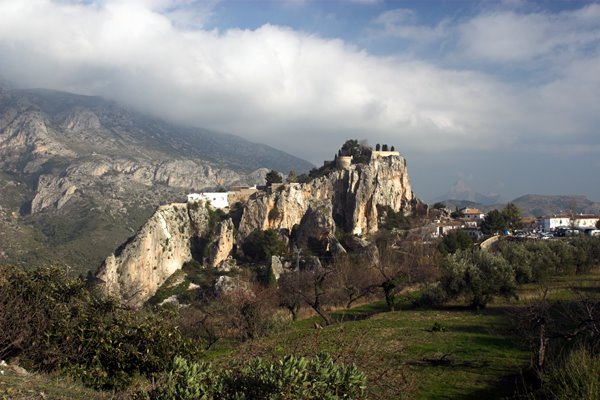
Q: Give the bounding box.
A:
[1,234,599,399]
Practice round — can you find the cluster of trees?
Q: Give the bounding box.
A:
[438,229,473,255]
[277,234,440,324]
[424,235,600,309]
[481,203,523,234]
[374,143,395,151]
[338,139,371,164]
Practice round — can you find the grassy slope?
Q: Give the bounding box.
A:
[0,370,113,400]
[2,269,598,400]
[213,296,530,399]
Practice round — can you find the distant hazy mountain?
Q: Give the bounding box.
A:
[511,194,600,217]
[0,88,313,272]
[435,194,600,217]
[433,180,506,206]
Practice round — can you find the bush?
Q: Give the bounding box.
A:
[0,266,200,389]
[378,205,411,231]
[268,206,280,221]
[438,230,473,255]
[413,286,448,307]
[440,250,517,308]
[497,242,534,283]
[149,353,367,399]
[241,229,288,262]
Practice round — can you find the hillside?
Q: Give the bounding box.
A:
[438,194,600,217]
[0,88,313,273]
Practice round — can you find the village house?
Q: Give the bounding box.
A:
[187,192,229,209]
[460,207,485,221]
[188,185,260,210]
[540,214,600,232]
[432,221,464,238]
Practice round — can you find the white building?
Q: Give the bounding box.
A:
[461,207,485,220]
[573,215,600,230]
[187,192,229,209]
[541,215,571,231]
[371,150,400,160]
[540,214,599,231]
[464,228,484,241]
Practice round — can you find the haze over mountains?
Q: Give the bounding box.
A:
[440,195,600,218]
[432,179,507,206]
[0,87,312,272]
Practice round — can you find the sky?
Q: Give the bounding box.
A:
[0,0,599,202]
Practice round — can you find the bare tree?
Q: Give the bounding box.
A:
[337,255,379,309]
[278,272,303,321]
[372,232,440,311]
[279,263,340,326]
[515,287,600,373]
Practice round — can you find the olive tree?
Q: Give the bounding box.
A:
[440,249,517,308]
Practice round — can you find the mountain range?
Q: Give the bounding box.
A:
[0,87,312,273]
[439,194,600,217]
[432,179,506,206]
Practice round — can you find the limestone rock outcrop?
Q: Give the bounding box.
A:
[294,206,335,248]
[238,154,413,241]
[96,202,207,308]
[208,218,235,269]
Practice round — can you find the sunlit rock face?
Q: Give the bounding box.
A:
[238,154,413,239]
[97,202,203,308]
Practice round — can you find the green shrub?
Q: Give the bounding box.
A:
[413,286,448,307]
[438,230,473,255]
[440,250,517,308]
[377,205,411,231]
[151,356,224,400]
[430,322,446,332]
[268,207,280,221]
[497,242,534,283]
[0,266,201,390]
[150,353,367,399]
[241,229,288,262]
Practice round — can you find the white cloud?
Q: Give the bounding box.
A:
[457,4,600,65]
[0,0,598,169]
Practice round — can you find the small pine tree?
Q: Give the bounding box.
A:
[390,145,395,151]
[265,170,283,185]
[286,170,297,183]
[375,143,381,151]
[382,144,388,151]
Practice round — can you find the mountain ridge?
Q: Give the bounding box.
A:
[0,87,313,273]
[438,194,600,217]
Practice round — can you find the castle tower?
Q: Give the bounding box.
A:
[336,155,353,169]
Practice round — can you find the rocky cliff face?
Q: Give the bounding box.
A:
[97,201,206,308]
[238,154,413,238]
[98,153,414,307]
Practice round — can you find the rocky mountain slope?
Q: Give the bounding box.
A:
[0,88,313,272]
[97,153,414,307]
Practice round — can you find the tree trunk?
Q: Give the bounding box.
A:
[383,281,396,311]
[311,300,333,325]
[287,305,299,321]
